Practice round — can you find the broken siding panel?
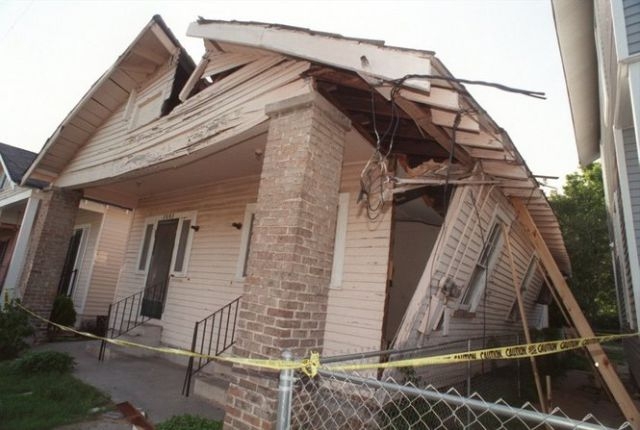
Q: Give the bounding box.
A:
[82,207,132,319]
[323,162,392,356]
[56,58,312,188]
[395,186,547,376]
[112,175,260,349]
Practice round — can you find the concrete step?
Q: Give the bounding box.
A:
[86,323,163,359]
[199,358,234,379]
[192,374,229,406]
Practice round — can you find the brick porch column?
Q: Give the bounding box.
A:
[18,188,82,330]
[224,92,350,429]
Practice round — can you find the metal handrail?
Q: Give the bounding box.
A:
[98,281,167,361]
[182,296,241,396]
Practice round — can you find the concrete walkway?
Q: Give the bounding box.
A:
[36,340,225,428]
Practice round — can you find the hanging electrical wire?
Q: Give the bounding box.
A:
[391,74,546,100]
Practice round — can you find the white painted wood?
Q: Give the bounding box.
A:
[330,193,349,289]
[187,21,432,92]
[179,57,209,102]
[2,196,40,298]
[0,189,33,208]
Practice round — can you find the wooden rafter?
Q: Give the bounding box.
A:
[511,197,640,426]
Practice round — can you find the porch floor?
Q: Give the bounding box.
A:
[35,340,225,428]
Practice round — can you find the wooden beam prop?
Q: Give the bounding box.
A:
[511,197,640,426]
[502,224,548,413]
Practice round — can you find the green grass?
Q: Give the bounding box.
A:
[156,414,223,430]
[0,360,111,430]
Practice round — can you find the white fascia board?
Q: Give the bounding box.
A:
[187,21,432,92]
[0,189,32,208]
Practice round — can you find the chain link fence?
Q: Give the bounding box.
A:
[275,335,632,429]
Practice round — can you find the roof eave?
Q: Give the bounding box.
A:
[552,0,600,166]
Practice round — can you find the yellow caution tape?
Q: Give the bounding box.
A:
[324,333,638,372]
[15,302,638,375]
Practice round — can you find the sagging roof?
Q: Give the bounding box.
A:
[552,0,600,166]
[187,19,572,274]
[22,17,571,274]
[0,142,46,188]
[24,15,196,184]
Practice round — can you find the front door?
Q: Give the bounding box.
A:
[141,219,178,319]
[57,228,85,297]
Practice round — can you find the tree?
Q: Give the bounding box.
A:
[549,162,618,329]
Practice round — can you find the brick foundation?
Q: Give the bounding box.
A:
[19,188,82,333]
[224,92,350,429]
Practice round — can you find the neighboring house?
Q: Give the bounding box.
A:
[0,142,131,326]
[21,15,629,429]
[553,0,640,384]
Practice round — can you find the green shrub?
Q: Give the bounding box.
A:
[0,299,34,360]
[156,414,222,430]
[11,351,75,374]
[50,295,77,327]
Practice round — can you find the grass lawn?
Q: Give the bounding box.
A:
[0,360,111,430]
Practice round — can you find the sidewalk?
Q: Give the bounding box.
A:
[37,340,225,428]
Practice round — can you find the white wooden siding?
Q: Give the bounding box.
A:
[111,159,392,353]
[323,163,392,355]
[71,211,102,319]
[82,206,132,319]
[113,175,261,349]
[54,56,313,188]
[393,185,550,385]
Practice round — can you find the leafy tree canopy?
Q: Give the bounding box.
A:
[549,162,618,329]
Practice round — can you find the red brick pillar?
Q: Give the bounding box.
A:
[224,92,350,429]
[19,188,82,330]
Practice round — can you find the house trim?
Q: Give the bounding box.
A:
[613,127,640,330]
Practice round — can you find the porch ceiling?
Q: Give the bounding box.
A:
[81,126,372,208]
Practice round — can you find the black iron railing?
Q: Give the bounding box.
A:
[98,281,167,361]
[182,296,241,396]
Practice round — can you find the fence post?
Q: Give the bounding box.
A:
[276,350,294,430]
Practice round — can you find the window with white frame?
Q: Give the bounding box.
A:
[235,204,257,279]
[507,255,538,321]
[459,221,504,312]
[330,193,349,289]
[136,211,197,277]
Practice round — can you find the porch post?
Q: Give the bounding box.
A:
[1,195,40,301]
[18,188,82,333]
[224,92,350,430]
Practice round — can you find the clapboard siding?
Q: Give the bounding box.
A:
[323,162,392,355]
[82,206,132,319]
[113,175,260,349]
[71,210,102,319]
[394,184,548,385]
[111,157,392,352]
[55,56,312,188]
[625,0,640,55]
[623,127,640,325]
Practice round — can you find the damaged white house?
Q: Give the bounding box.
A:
[12,15,638,429]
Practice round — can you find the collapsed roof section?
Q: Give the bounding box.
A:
[186,19,571,275]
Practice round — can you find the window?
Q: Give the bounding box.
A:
[330,193,349,289]
[507,255,538,321]
[235,204,257,279]
[459,222,504,312]
[136,211,197,277]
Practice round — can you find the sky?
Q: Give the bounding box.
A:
[0,0,578,190]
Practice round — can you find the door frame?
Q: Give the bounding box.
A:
[138,210,197,319]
